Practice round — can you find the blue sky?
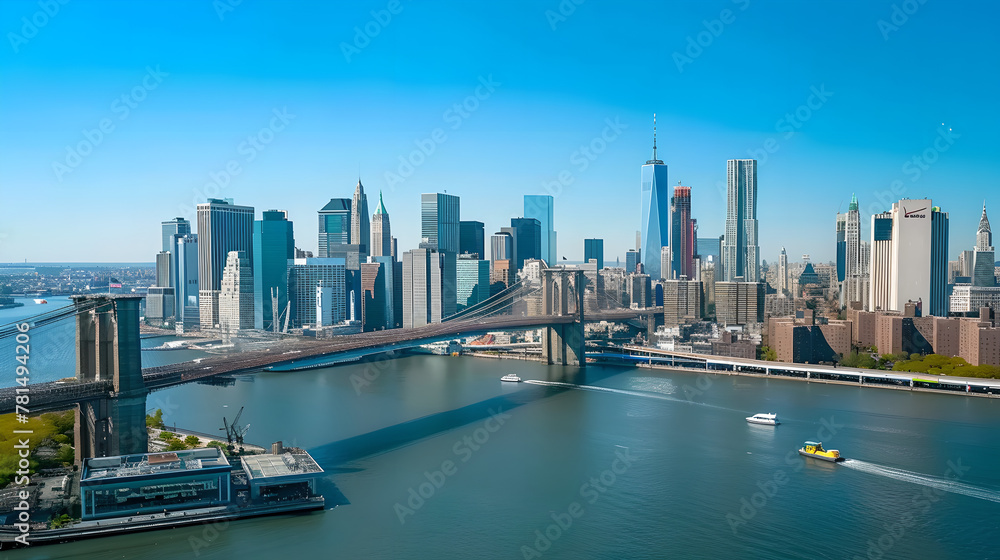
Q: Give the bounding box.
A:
[1,0,997,264]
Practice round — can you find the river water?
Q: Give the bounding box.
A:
[6,349,1000,559]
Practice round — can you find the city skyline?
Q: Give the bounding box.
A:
[2,1,999,265]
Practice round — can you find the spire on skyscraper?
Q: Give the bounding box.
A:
[647,113,663,165]
[979,201,991,234]
[849,193,858,212]
[376,190,388,215]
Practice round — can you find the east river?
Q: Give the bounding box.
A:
[3,300,1000,558]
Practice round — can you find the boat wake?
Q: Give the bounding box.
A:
[525,379,678,401]
[523,380,734,411]
[840,459,1000,503]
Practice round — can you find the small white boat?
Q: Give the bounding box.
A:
[746,413,779,425]
[33,298,48,304]
[501,374,522,383]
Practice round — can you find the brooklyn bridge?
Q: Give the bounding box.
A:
[0,268,659,460]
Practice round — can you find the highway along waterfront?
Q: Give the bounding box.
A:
[7,354,1000,559]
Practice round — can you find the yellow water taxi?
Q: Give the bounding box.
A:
[798,441,843,462]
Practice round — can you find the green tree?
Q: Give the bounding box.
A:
[165,439,187,451]
[146,409,165,429]
[159,431,176,441]
[758,345,777,361]
[206,441,230,456]
[184,435,200,447]
[56,444,75,465]
[49,514,73,529]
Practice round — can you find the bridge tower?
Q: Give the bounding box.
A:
[541,268,586,366]
[71,295,148,461]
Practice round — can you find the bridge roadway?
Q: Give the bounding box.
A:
[0,313,595,414]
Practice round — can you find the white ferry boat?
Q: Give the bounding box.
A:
[745,413,779,426]
[501,374,522,383]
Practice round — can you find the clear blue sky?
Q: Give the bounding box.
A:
[1,0,997,264]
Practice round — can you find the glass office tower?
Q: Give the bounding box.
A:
[318,198,351,257]
[640,117,669,281]
[722,159,759,282]
[253,210,295,331]
[584,238,604,270]
[524,195,555,264]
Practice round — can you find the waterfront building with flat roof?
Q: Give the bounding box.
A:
[80,448,232,520]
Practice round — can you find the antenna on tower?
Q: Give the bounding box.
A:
[646,114,664,165]
[653,113,657,160]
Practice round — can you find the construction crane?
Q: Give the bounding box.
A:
[220,406,251,454]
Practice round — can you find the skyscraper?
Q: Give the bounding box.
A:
[197,199,254,329]
[360,260,387,331]
[219,251,254,332]
[351,180,370,256]
[172,233,199,330]
[491,231,513,261]
[253,210,294,331]
[420,193,460,252]
[930,207,949,316]
[287,258,346,328]
[457,254,490,311]
[318,198,351,257]
[836,212,847,283]
[460,220,485,259]
[640,115,669,281]
[869,199,949,316]
[584,238,604,270]
[670,185,694,280]
[625,249,640,274]
[155,251,172,288]
[509,218,542,270]
[697,236,722,266]
[372,255,398,329]
[161,217,190,253]
[778,247,788,295]
[869,212,893,311]
[845,194,862,278]
[402,248,444,328]
[722,159,759,282]
[421,193,460,318]
[524,195,556,264]
[371,191,392,258]
[841,194,867,306]
[973,203,995,287]
[661,246,672,283]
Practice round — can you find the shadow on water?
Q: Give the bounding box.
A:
[307,364,620,471]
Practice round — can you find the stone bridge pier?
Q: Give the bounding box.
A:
[70,295,148,462]
[541,268,586,367]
